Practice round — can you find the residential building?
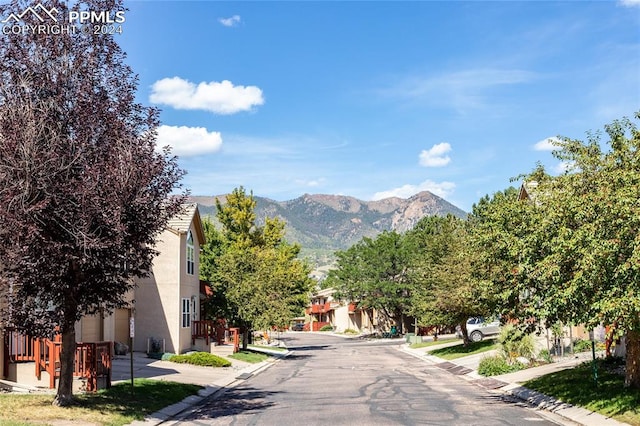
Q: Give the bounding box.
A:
[306,288,376,333]
[1,203,209,388]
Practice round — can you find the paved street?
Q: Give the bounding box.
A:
[168,333,568,426]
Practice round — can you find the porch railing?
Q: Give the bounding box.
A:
[4,329,112,391]
[191,320,217,346]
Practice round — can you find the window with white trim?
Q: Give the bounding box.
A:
[186,230,194,275]
[181,298,191,328]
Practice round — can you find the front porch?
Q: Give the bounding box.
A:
[2,329,112,392]
[191,320,240,354]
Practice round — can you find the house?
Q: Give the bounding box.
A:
[130,203,205,354]
[75,203,206,355]
[305,288,376,334]
[1,203,214,389]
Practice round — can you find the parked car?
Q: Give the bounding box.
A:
[456,317,501,342]
[291,323,304,331]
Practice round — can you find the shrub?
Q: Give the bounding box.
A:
[498,324,535,361]
[319,324,334,332]
[537,349,553,364]
[573,338,593,353]
[170,352,231,367]
[478,355,525,376]
[161,352,176,361]
[343,328,359,335]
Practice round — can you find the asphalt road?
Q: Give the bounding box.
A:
[172,333,570,426]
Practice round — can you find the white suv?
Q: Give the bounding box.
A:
[456,317,501,342]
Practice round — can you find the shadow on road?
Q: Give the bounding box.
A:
[191,387,280,419]
[285,344,331,351]
[283,353,313,360]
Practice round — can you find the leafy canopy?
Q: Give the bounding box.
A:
[0,0,185,405]
[204,187,313,331]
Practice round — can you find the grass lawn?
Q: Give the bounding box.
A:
[428,339,498,360]
[409,337,459,349]
[0,379,201,426]
[229,350,270,364]
[524,359,640,426]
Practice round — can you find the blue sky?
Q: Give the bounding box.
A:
[118,1,639,212]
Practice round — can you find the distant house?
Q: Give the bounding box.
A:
[306,288,376,333]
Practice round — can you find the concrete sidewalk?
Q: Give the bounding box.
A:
[401,339,629,426]
[116,347,288,425]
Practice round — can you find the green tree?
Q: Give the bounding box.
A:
[0,0,184,406]
[407,216,489,345]
[327,231,413,332]
[468,186,545,325]
[208,187,313,346]
[199,219,229,320]
[529,113,640,388]
[473,113,640,389]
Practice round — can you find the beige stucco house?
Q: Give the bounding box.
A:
[78,203,206,354]
[1,203,208,387]
[131,203,205,354]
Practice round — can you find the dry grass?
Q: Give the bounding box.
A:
[0,379,201,426]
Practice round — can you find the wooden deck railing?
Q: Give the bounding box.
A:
[191,320,217,345]
[75,341,113,392]
[4,330,38,362]
[5,329,112,391]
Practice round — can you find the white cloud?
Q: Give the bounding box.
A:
[419,142,452,167]
[219,15,241,27]
[533,136,561,151]
[150,77,264,115]
[307,179,325,187]
[555,161,576,174]
[372,180,456,200]
[620,0,640,6]
[156,125,222,157]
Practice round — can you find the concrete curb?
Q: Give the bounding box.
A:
[398,344,629,426]
[503,385,627,426]
[127,351,290,426]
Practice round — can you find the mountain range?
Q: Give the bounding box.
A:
[190,191,467,268]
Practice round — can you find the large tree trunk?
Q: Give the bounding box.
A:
[625,329,640,389]
[53,322,77,406]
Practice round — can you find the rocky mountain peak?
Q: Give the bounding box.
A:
[192,191,467,265]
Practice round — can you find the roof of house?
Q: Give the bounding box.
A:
[518,181,538,201]
[167,203,206,244]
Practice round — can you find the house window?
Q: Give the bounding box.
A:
[182,298,191,328]
[186,230,194,275]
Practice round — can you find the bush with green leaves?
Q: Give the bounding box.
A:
[573,338,593,353]
[537,349,553,364]
[498,324,535,361]
[343,328,359,335]
[320,324,334,331]
[169,352,231,367]
[478,355,525,376]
